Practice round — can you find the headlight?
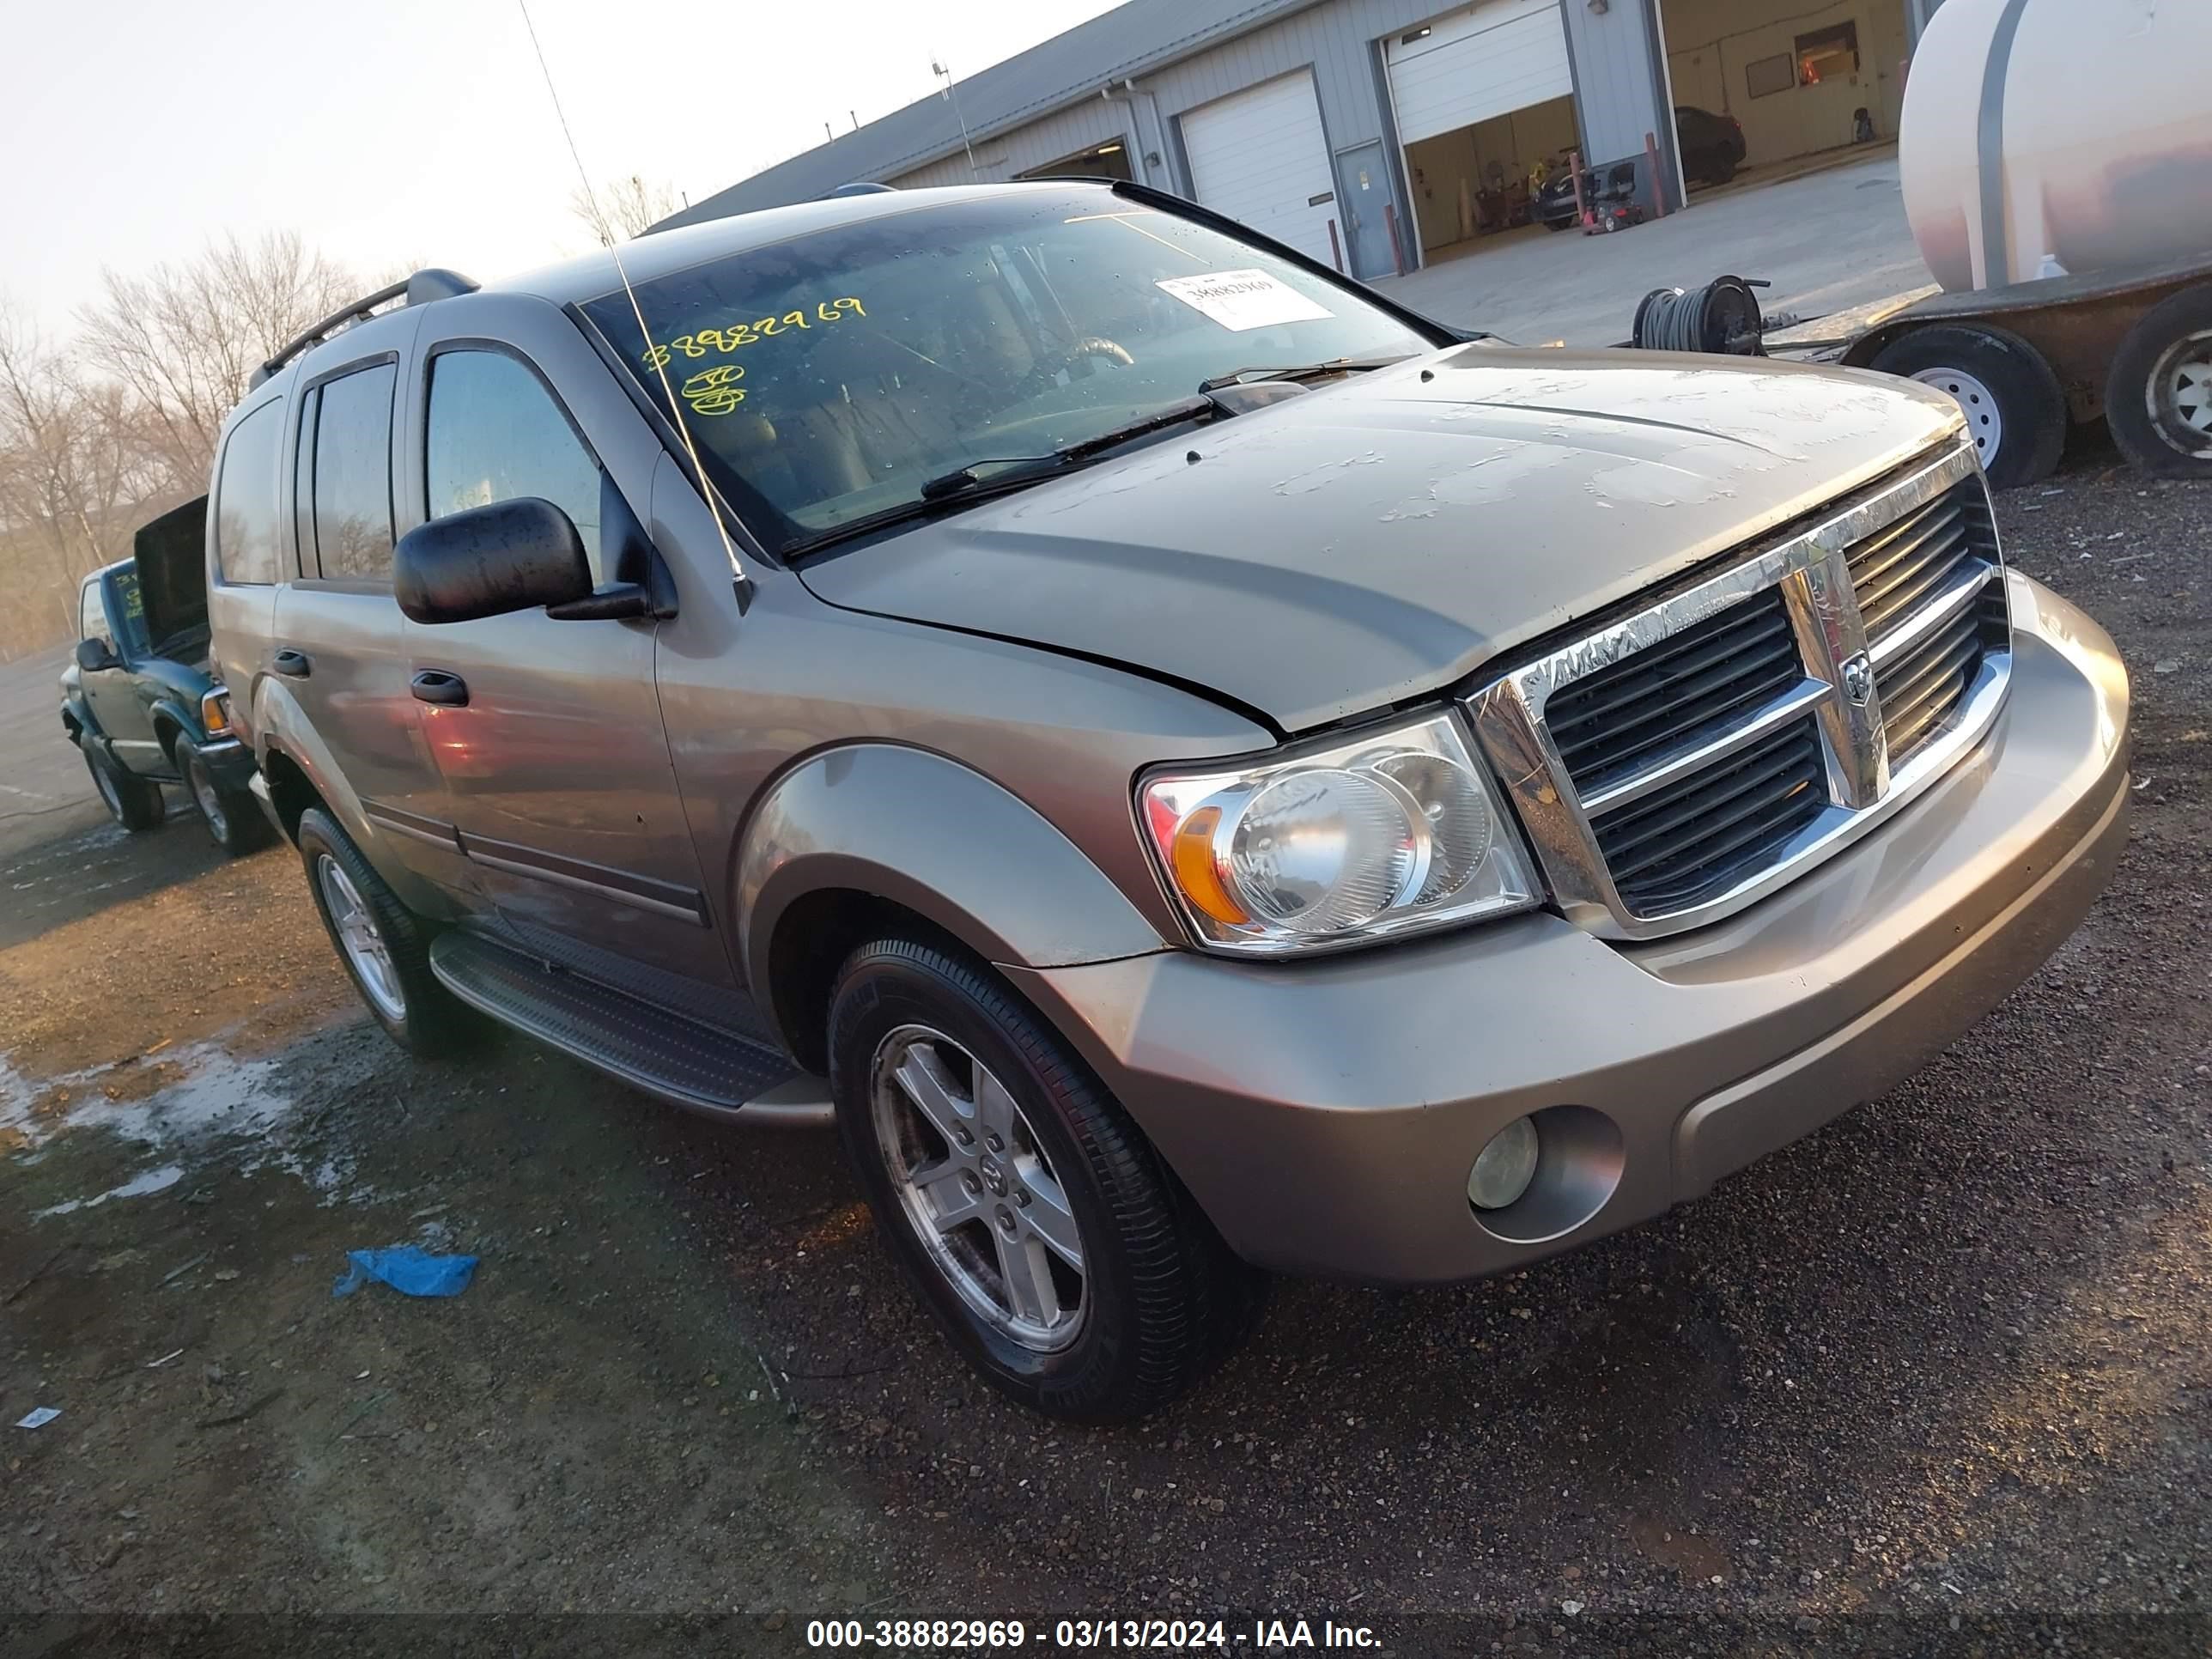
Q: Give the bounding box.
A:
[199,686,234,738]
[1138,711,1540,956]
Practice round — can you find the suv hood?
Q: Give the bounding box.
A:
[797,348,1966,732]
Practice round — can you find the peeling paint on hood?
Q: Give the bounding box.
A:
[797,346,1967,732]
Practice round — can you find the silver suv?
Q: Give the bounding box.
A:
[206,181,2130,1420]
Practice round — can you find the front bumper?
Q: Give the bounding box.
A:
[1012,574,2130,1284]
[195,737,257,793]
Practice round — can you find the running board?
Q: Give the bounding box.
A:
[428,932,829,1126]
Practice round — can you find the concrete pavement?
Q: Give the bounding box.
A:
[1376,151,1927,348]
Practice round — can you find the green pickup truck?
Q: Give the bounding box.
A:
[58,496,265,854]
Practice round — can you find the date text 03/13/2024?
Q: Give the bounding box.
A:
[804,1619,1382,1650]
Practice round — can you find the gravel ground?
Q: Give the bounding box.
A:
[1,434,2206,1658]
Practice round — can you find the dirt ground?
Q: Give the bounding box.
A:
[3,436,2207,1657]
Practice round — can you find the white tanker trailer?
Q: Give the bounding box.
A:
[1637,0,2212,486]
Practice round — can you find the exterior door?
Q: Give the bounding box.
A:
[1384,0,1574,146]
[404,319,733,993]
[78,571,162,775]
[272,338,471,908]
[1335,143,1398,278]
[1180,70,1340,264]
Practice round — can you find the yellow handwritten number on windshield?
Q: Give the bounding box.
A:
[679,363,746,416]
[642,296,866,371]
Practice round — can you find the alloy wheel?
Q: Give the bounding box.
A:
[317,854,405,1020]
[870,1023,1086,1352]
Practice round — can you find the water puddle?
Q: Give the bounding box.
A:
[1,1036,370,1217]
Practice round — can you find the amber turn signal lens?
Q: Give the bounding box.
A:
[1170,805,1249,925]
[199,688,232,737]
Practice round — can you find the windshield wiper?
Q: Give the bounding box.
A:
[782,396,1222,559]
[917,395,1220,502]
[1196,354,1409,393]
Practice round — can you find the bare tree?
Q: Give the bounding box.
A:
[75,231,359,496]
[569,174,683,247]
[0,302,144,636]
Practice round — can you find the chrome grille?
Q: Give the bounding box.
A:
[1854,481,2009,766]
[1468,440,2013,941]
[1595,717,1827,914]
[1547,589,1802,794]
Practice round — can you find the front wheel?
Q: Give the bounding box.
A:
[1869,323,2068,489]
[82,740,163,832]
[179,744,267,857]
[296,807,481,1056]
[2105,283,2212,480]
[828,935,1261,1422]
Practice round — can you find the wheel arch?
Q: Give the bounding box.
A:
[736,743,1170,1070]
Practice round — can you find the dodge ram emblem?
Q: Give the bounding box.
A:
[1840,651,1875,707]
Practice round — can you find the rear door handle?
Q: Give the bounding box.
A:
[272,648,312,678]
[410,670,469,707]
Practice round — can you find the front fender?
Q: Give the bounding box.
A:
[147,694,204,757]
[734,743,1170,1000]
[61,691,99,746]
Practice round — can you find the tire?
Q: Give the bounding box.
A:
[178,744,268,858]
[2104,283,2212,480]
[1869,323,2069,489]
[1710,159,1738,186]
[1546,216,1573,232]
[82,740,164,831]
[828,934,1261,1422]
[295,807,481,1056]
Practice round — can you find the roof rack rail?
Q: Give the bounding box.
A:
[250,267,479,389]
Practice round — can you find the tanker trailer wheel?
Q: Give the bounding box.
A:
[1869,324,2067,489]
[2105,283,2212,481]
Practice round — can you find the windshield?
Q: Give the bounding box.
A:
[578,189,1437,554]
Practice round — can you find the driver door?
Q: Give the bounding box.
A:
[78,572,162,777]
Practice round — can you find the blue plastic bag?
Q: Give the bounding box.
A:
[332,1246,479,1299]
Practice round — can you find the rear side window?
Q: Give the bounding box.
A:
[214,400,284,585]
[424,349,604,579]
[305,362,398,580]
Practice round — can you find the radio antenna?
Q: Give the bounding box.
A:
[515,0,747,587]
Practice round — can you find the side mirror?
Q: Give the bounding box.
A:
[76,636,119,673]
[393,497,593,625]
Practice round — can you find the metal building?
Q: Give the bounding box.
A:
[659,0,1954,283]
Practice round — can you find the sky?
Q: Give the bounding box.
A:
[0,0,1126,336]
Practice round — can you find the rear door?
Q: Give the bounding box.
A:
[270,338,471,903]
[402,296,733,994]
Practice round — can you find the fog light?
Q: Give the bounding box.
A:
[1468,1116,1540,1210]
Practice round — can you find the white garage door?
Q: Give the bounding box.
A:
[1180,70,1339,265]
[1386,0,1574,146]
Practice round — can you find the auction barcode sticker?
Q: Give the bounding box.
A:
[1156,269,1333,331]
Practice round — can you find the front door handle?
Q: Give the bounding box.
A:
[272,648,312,678]
[410,670,469,708]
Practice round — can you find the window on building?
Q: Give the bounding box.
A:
[213,400,284,585]
[1746,52,1795,100]
[1796,21,1859,85]
[424,349,604,579]
[307,362,398,580]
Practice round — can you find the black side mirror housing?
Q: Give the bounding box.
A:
[394,497,594,625]
[76,636,118,673]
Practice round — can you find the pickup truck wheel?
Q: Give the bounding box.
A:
[82,741,164,831]
[179,744,267,857]
[828,936,1261,1422]
[295,808,480,1056]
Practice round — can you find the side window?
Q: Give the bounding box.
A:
[292,385,319,578]
[425,349,604,579]
[213,400,284,585]
[79,581,107,646]
[307,362,398,580]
